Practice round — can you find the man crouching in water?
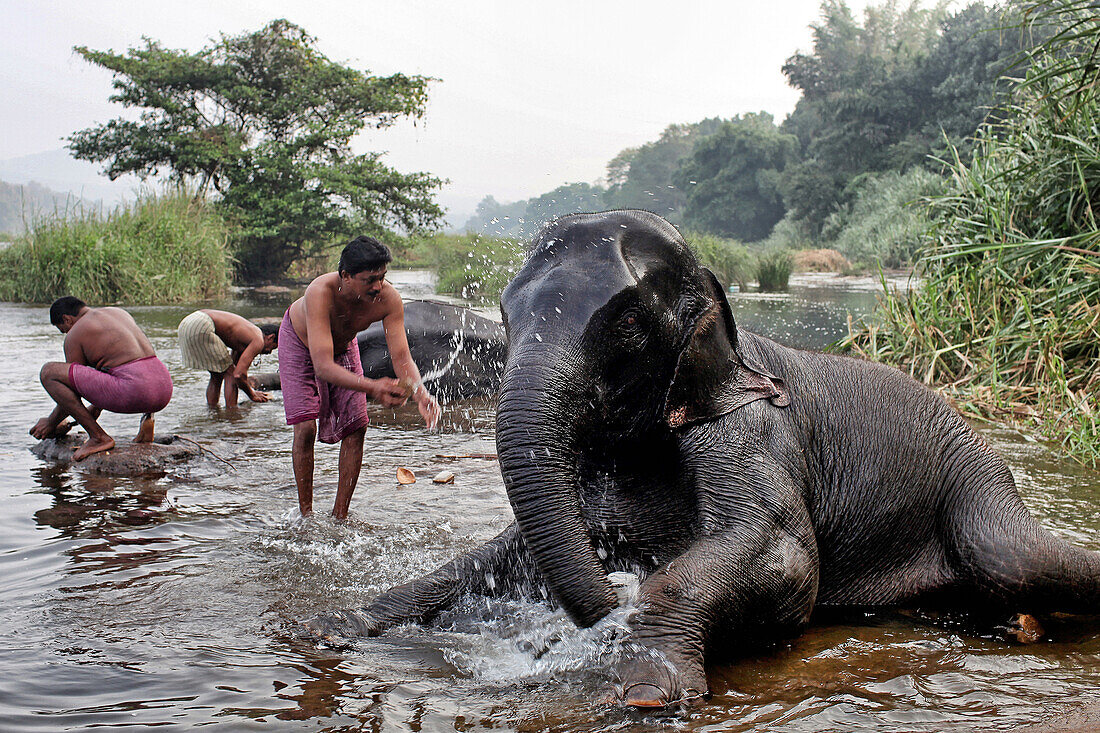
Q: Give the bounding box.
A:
[280,235,441,519]
[30,296,174,461]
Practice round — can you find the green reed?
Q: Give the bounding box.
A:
[0,189,232,304]
[684,231,756,291]
[842,0,1100,465]
[755,249,794,292]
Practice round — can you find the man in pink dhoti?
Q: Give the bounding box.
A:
[30,296,174,461]
[280,236,441,519]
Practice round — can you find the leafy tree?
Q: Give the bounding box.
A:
[781,1,950,233]
[779,1,1028,237]
[907,3,1032,162]
[68,19,444,279]
[602,119,723,223]
[464,183,607,241]
[675,113,798,241]
[523,182,607,234]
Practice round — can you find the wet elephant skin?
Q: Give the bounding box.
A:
[357,300,506,401]
[311,210,1100,709]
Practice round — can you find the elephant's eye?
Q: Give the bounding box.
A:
[618,308,644,332]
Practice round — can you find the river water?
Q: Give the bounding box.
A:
[1,271,1097,732]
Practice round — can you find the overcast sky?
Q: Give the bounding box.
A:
[1,0,877,225]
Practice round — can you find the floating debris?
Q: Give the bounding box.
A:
[396,467,416,484]
[433,453,497,461]
[432,470,455,484]
[1006,613,1045,643]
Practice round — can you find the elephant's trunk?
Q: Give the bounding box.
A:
[495,343,617,628]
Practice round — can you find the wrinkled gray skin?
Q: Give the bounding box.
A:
[358,300,506,401]
[309,210,1100,707]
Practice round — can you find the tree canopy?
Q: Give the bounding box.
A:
[68,19,444,279]
[780,0,1029,235]
[675,113,798,241]
[602,118,724,224]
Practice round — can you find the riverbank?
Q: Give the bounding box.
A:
[2,285,1097,731]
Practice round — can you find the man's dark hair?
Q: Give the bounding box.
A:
[259,322,280,343]
[338,235,392,276]
[49,296,86,325]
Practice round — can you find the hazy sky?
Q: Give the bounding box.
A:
[1,0,876,224]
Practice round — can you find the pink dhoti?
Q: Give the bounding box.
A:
[278,310,369,444]
[68,355,173,414]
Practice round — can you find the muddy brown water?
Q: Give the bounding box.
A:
[1,272,1097,732]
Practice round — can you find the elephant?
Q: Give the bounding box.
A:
[307,210,1100,707]
[248,301,506,401]
[357,299,506,401]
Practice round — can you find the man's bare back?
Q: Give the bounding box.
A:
[204,309,266,355]
[67,307,156,370]
[32,298,171,462]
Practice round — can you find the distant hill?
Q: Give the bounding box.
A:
[0,148,140,224]
[0,179,98,237]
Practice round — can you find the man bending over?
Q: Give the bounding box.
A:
[280,235,441,519]
[178,309,279,406]
[30,296,174,461]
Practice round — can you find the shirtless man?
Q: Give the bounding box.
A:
[280,236,442,519]
[178,309,279,407]
[30,296,174,461]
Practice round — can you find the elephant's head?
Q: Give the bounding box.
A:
[496,210,788,628]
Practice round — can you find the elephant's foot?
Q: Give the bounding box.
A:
[301,608,385,643]
[613,645,708,708]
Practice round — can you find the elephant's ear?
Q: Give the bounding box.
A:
[664,270,789,429]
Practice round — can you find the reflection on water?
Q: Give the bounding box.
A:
[1,270,1098,732]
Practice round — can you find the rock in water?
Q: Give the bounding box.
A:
[31,434,202,476]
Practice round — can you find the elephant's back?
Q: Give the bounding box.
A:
[736,330,988,605]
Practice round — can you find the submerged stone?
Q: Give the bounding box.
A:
[31,434,202,476]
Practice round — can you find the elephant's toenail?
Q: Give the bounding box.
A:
[622,682,668,708]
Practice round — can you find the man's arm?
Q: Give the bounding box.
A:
[232,337,264,381]
[31,327,89,436]
[63,324,89,366]
[382,302,441,429]
[230,329,270,403]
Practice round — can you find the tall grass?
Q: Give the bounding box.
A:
[684,232,755,291]
[827,168,946,269]
[414,232,526,303]
[0,190,232,304]
[756,249,794,291]
[843,0,1100,465]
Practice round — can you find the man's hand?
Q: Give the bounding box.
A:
[416,391,442,430]
[30,417,54,440]
[249,390,272,403]
[364,377,409,408]
[30,417,73,439]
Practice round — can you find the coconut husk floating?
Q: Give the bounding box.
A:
[432,470,455,484]
[396,467,416,484]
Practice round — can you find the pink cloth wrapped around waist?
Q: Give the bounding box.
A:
[277,310,369,444]
[69,355,173,414]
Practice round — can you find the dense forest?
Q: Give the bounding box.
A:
[465,0,1033,269]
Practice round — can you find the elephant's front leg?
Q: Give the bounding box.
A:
[615,525,818,707]
[306,522,536,639]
